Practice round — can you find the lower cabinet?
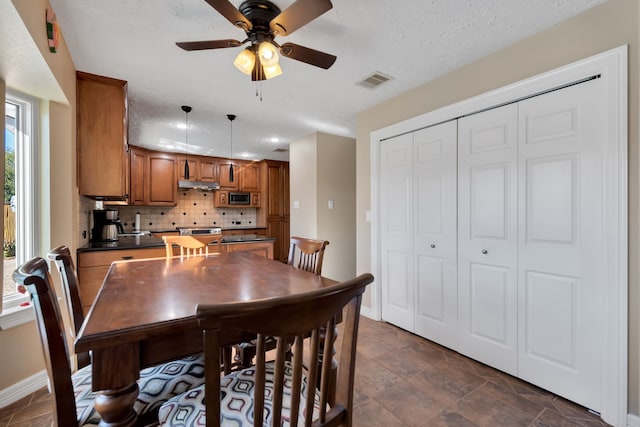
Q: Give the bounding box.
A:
[77,248,166,313]
[225,241,273,259]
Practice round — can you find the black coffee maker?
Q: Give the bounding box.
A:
[91,209,124,242]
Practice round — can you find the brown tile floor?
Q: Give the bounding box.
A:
[0,316,610,426]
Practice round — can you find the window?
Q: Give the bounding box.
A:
[1,90,38,324]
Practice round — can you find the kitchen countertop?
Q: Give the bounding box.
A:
[78,234,275,252]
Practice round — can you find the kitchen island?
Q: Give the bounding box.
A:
[77,234,276,312]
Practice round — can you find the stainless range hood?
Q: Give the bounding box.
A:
[178,180,220,191]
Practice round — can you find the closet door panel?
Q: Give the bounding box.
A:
[458,104,518,375]
[517,78,605,411]
[380,134,414,331]
[414,121,458,348]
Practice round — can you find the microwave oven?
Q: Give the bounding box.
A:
[229,192,251,205]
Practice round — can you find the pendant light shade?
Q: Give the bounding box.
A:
[227,114,236,182]
[181,105,192,179]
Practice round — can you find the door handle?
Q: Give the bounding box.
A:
[121,256,134,260]
[481,249,488,255]
[430,244,436,248]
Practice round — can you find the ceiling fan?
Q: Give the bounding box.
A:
[176,0,337,81]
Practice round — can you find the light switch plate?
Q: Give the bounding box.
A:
[328,200,334,209]
[293,200,300,209]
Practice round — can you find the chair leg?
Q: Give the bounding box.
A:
[222,346,233,374]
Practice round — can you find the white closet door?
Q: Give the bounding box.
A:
[380,133,414,331]
[413,121,458,348]
[458,104,519,375]
[517,78,605,411]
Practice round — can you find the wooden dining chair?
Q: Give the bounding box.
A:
[234,236,331,369]
[163,235,208,258]
[47,246,90,369]
[288,236,330,275]
[16,256,207,426]
[158,273,374,427]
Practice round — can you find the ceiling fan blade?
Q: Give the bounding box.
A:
[176,39,243,51]
[280,42,336,69]
[270,0,332,36]
[204,0,252,31]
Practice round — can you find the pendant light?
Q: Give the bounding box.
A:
[227,114,236,182]
[181,105,192,179]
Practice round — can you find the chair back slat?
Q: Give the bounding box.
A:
[163,235,208,258]
[47,246,91,369]
[287,236,330,276]
[289,336,304,426]
[13,257,79,426]
[197,273,373,427]
[319,318,336,423]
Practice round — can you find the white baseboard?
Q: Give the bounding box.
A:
[360,305,378,320]
[628,413,640,427]
[0,370,48,409]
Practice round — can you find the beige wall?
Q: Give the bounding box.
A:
[0,0,76,393]
[290,134,318,237]
[355,0,639,415]
[316,133,356,281]
[290,132,356,281]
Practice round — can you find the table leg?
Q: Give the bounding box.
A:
[91,343,141,426]
[94,383,139,427]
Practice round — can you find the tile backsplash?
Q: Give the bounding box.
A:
[81,191,258,241]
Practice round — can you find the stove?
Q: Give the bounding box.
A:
[177,227,222,236]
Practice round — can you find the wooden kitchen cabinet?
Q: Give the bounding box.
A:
[240,161,261,191]
[251,192,261,207]
[258,160,290,262]
[218,160,239,191]
[177,156,198,181]
[177,155,218,182]
[77,247,165,313]
[129,147,146,205]
[130,146,177,206]
[199,158,218,182]
[77,71,129,200]
[225,240,274,259]
[214,191,228,207]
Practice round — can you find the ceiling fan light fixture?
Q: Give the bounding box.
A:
[234,48,255,75]
[258,41,279,67]
[263,63,282,79]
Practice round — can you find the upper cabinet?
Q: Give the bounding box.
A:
[77,71,129,200]
[218,159,239,191]
[129,146,177,206]
[177,156,198,181]
[199,158,218,182]
[240,161,261,192]
[177,155,219,183]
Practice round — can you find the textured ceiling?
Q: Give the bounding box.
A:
[47,0,605,161]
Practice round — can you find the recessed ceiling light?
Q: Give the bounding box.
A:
[166,144,175,149]
[270,137,280,143]
[176,123,187,130]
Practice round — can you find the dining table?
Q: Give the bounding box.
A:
[74,250,338,427]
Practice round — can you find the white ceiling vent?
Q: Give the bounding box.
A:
[357,72,393,89]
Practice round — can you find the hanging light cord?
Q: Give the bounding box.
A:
[227,114,236,182]
[181,105,192,179]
